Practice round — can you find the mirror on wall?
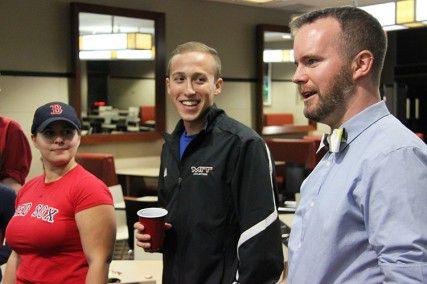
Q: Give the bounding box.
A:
[255,24,316,136]
[71,3,165,144]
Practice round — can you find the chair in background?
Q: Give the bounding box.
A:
[75,153,118,187]
[109,184,131,260]
[76,153,131,258]
[415,132,424,141]
[303,135,325,166]
[263,113,294,126]
[265,138,318,203]
[139,106,156,126]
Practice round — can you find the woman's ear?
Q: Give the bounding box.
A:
[76,133,81,148]
[352,50,374,81]
[31,134,39,149]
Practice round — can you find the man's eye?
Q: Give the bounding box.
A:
[307,58,318,66]
[195,77,207,84]
[173,76,185,82]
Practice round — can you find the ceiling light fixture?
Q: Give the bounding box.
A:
[416,0,427,21]
[79,33,153,60]
[79,13,154,60]
[360,0,427,31]
[396,0,415,24]
[263,49,294,63]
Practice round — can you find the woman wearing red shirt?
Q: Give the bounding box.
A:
[4,102,116,284]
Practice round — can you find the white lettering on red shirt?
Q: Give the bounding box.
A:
[14,202,32,217]
[31,204,59,223]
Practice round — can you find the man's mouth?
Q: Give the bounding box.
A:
[180,99,200,107]
[301,90,317,100]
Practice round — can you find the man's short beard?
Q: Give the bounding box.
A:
[304,65,354,123]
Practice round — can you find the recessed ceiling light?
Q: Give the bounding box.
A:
[383,24,408,31]
[243,0,274,3]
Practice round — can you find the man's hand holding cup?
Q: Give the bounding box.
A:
[134,207,170,252]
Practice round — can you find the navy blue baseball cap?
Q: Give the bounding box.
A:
[31,102,81,134]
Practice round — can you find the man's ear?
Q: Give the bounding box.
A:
[352,50,374,81]
[165,77,170,95]
[214,78,223,96]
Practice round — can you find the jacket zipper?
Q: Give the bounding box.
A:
[176,157,183,283]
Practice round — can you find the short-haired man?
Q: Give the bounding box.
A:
[0,116,32,192]
[135,42,284,283]
[287,6,427,283]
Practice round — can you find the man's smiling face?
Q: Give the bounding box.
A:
[166,51,223,134]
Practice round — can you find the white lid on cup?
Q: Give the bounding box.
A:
[137,207,168,218]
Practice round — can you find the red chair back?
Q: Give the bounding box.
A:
[263,113,294,126]
[139,106,156,124]
[266,138,318,202]
[76,153,118,186]
[266,138,318,170]
[415,132,424,141]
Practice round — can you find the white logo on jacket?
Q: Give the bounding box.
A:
[191,166,214,176]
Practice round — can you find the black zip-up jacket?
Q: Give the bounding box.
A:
[0,185,16,282]
[159,106,284,284]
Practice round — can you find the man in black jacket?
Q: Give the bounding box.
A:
[135,42,284,283]
[0,184,16,282]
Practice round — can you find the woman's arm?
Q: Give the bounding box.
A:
[3,250,19,284]
[76,204,116,284]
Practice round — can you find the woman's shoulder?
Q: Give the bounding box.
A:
[18,175,44,197]
[73,164,108,188]
[69,165,113,212]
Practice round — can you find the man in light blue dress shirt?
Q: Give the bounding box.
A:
[288,6,427,283]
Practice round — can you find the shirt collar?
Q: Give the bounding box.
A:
[341,100,390,150]
[318,101,390,154]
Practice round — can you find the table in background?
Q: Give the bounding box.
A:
[116,167,159,196]
[109,260,162,284]
[115,154,160,197]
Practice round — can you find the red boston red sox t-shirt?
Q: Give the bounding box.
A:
[6,164,113,284]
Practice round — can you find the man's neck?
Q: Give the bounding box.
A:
[328,85,381,129]
[183,121,203,136]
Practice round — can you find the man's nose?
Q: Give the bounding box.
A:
[185,80,196,95]
[292,66,308,85]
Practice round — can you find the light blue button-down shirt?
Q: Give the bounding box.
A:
[288,101,427,283]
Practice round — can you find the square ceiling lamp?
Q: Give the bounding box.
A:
[416,0,427,22]
[263,49,294,63]
[395,0,427,27]
[396,0,415,24]
[79,32,153,60]
[361,0,427,30]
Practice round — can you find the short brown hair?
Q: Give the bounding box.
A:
[290,6,387,86]
[167,41,222,79]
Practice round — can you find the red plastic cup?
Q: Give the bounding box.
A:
[137,207,168,251]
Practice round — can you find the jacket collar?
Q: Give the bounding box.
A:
[164,105,224,143]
